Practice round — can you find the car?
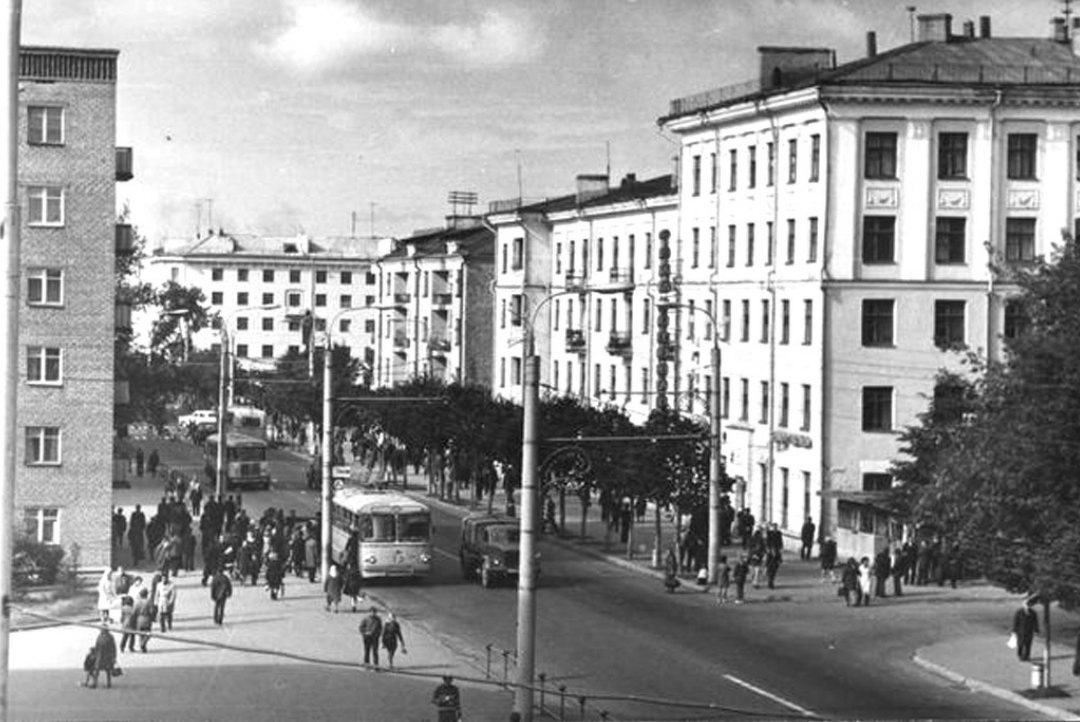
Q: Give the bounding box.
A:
[177,409,217,428]
[459,514,538,588]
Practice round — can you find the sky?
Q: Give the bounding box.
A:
[22,0,1047,244]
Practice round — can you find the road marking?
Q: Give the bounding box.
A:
[722,674,816,718]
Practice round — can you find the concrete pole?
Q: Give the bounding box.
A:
[320,338,332,585]
[215,329,228,499]
[0,3,21,718]
[708,344,722,584]
[514,352,540,722]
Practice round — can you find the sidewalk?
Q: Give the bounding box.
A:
[413,477,1080,721]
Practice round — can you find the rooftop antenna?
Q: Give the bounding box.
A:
[606,140,611,179]
[906,6,917,42]
[1064,0,1075,41]
[516,149,523,202]
[447,190,477,218]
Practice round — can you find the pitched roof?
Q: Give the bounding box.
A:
[509,173,676,216]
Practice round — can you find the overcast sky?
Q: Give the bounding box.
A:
[23,0,1046,243]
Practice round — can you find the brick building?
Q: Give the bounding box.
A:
[17,46,129,568]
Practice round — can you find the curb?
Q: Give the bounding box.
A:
[912,653,1080,721]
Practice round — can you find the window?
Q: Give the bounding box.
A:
[759,381,770,423]
[23,507,59,544]
[766,142,775,186]
[27,186,63,225]
[594,298,602,331]
[555,243,562,275]
[760,300,769,343]
[721,300,731,341]
[594,364,601,398]
[862,216,895,264]
[262,317,274,331]
[236,317,249,331]
[687,300,696,340]
[512,237,524,270]
[786,219,796,264]
[727,225,736,267]
[728,149,737,191]
[862,299,894,346]
[691,227,700,268]
[568,240,576,274]
[261,344,273,358]
[235,344,248,358]
[316,270,327,283]
[934,217,966,264]
[862,387,893,431]
[809,134,820,182]
[780,300,790,344]
[641,368,650,403]
[779,382,790,427]
[708,227,716,269]
[938,132,968,179]
[1004,299,1029,339]
[237,292,249,306]
[746,223,755,266]
[27,268,62,306]
[863,473,892,492]
[787,138,798,183]
[864,132,897,179]
[341,271,352,284]
[644,233,653,269]
[212,268,223,281]
[692,154,702,196]
[511,294,524,327]
[262,292,274,305]
[765,222,774,265]
[256,269,272,284]
[740,300,750,342]
[934,300,966,349]
[1006,218,1036,263]
[781,467,790,527]
[340,294,352,309]
[27,106,63,145]
[288,319,300,332]
[27,346,61,384]
[748,146,757,188]
[289,270,301,283]
[237,269,249,282]
[808,217,819,263]
[211,292,223,305]
[710,152,717,193]
[315,293,326,307]
[721,377,730,418]
[801,384,811,430]
[25,426,60,465]
[1007,133,1037,180]
[596,238,604,271]
[286,290,302,308]
[499,358,506,388]
[803,300,813,345]
[740,378,749,421]
[704,300,713,340]
[642,298,651,334]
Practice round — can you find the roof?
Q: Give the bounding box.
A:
[507,173,676,216]
[662,36,1080,122]
[380,223,494,262]
[153,231,384,260]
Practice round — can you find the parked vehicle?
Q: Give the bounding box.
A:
[178,409,216,428]
[459,514,538,588]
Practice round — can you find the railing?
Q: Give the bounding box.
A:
[668,78,761,116]
[606,331,632,356]
[428,336,451,352]
[607,268,634,287]
[392,292,411,305]
[565,328,586,351]
[392,335,409,349]
[431,292,452,306]
[564,272,586,291]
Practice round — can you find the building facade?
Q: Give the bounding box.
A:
[660,13,1080,555]
[18,46,129,567]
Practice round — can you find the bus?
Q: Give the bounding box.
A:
[203,431,272,491]
[330,487,434,579]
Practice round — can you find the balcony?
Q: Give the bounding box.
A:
[429,336,451,353]
[115,147,133,182]
[565,328,586,354]
[393,292,411,305]
[115,223,134,253]
[608,267,634,288]
[606,331,633,357]
[393,335,409,349]
[432,293,452,306]
[564,272,586,292]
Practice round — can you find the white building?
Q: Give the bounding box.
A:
[660,13,1080,555]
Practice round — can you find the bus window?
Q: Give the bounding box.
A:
[231,446,266,462]
[367,513,396,542]
[398,513,430,541]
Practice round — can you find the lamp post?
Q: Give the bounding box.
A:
[655,299,723,585]
[215,304,280,498]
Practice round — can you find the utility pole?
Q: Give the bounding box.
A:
[0,4,21,718]
[320,337,332,585]
[514,352,540,722]
[215,329,229,499]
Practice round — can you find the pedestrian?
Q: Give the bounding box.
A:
[716,556,731,604]
[133,588,154,652]
[732,554,749,604]
[765,548,782,589]
[748,529,765,588]
[118,593,136,653]
[382,611,406,668]
[857,556,873,606]
[432,675,462,722]
[304,528,319,583]
[1013,599,1039,662]
[800,517,816,560]
[324,561,343,613]
[128,505,146,566]
[663,547,680,593]
[201,533,222,587]
[210,566,232,626]
[147,449,160,476]
[81,645,98,688]
[265,547,286,600]
[359,607,383,666]
[840,558,859,607]
[820,537,838,584]
[190,482,203,517]
[890,545,905,597]
[96,569,115,624]
[135,447,144,477]
[85,628,117,689]
[873,547,891,599]
[155,572,176,632]
[111,508,127,550]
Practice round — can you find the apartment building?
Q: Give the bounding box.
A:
[488,173,677,421]
[659,13,1080,556]
[18,46,130,567]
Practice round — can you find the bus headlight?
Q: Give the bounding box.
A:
[419,553,431,563]
[364,555,377,565]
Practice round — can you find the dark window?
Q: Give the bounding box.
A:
[862,387,893,431]
[808,217,819,263]
[289,269,301,283]
[809,134,820,182]
[262,317,273,331]
[786,219,796,264]
[211,292,222,305]
[1004,300,1029,340]
[1007,134,1037,180]
[727,225,736,267]
[934,217,966,264]
[316,270,327,283]
[237,269,248,282]
[748,146,757,188]
[692,154,701,196]
[237,292,248,305]
[740,300,750,342]
[862,473,892,492]
[1005,218,1036,263]
[788,139,798,183]
[341,271,352,284]
[262,292,274,305]
[862,216,895,264]
[934,300,966,348]
[728,149,737,191]
[262,269,274,283]
[862,299,894,346]
[864,132,897,179]
[938,132,968,179]
[211,268,223,281]
[236,317,248,331]
[746,223,755,266]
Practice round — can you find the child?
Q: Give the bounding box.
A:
[716,556,732,604]
[81,646,96,687]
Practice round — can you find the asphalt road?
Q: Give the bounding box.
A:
[101,438,1042,721]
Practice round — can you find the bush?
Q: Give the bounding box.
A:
[13,536,66,588]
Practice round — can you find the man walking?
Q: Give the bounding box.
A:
[128,505,146,567]
[210,566,232,626]
[359,607,383,666]
[800,517,816,561]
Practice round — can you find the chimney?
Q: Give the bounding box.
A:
[917,13,953,42]
[621,172,637,188]
[866,31,877,57]
[979,15,991,39]
[962,20,975,39]
[575,174,609,205]
[1052,17,1068,43]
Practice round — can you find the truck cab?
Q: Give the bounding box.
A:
[459,514,535,588]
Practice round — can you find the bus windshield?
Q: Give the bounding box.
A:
[229,446,266,462]
[398,512,430,541]
[362,513,396,542]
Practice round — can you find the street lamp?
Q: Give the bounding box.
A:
[215,304,280,499]
[654,298,723,586]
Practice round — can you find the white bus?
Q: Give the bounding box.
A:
[330,487,433,579]
[203,431,272,491]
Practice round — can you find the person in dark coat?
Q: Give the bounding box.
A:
[732,554,749,604]
[359,607,383,666]
[86,628,117,688]
[111,508,127,549]
[1013,600,1039,661]
[210,567,232,626]
[381,611,406,668]
[135,447,144,477]
[128,505,146,566]
[133,588,154,652]
[324,561,344,612]
[820,537,838,584]
[147,449,160,476]
[840,558,859,607]
[118,594,137,653]
[800,517,816,560]
[873,548,892,599]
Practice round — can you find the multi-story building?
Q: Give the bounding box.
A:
[18,46,130,567]
[659,13,1080,555]
[488,173,677,421]
[373,216,494,388]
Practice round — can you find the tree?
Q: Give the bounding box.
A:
[893,232,1080,608]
